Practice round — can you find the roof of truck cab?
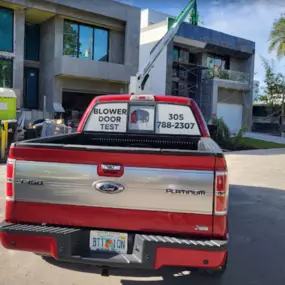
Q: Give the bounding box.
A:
[94,94,192,104]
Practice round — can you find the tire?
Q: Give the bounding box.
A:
[201,251,228,277]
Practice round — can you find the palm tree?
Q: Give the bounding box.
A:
[269,14,285,59]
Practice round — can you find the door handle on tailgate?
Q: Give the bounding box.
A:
[101,165,121,171]
[98,164,124,177]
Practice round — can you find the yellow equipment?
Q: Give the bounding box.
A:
[0,88,17,161]
[1,122,8,161]
[0,88,17,121]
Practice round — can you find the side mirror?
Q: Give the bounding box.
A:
[207,124,217,138]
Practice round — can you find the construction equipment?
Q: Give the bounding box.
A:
[0,88,18,161]
[0,88,17,121]
[129,0,199,95]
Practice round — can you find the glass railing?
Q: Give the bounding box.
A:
[203,68,250,84]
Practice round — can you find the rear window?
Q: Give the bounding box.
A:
[84,102,201,136]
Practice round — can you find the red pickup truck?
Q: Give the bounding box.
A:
[0,94,229,277]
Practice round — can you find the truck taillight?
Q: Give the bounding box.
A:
[215,171,229,215]
[6,159,15,201]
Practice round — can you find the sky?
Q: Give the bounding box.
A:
[116,0,285,90]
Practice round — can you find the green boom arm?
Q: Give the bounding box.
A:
[129,0,198,94]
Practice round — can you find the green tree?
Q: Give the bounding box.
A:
[0,59,12,88]
[260,56,285,109]
[269,14,285,59]
[260,56,285,133]
[63,22,80,57]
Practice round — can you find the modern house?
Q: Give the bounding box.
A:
[139,9,255,133]
[0,0,140,122]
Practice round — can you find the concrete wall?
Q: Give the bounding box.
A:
[12,9,25,107]
[212,79,250,109]
[177,22,255,55]
[40,16,61,111]
[124,15,140,69]
[141,9,172,29]
[211,79,252,129]
[230,57,248,73]
[3,0,141,79]
[217,88,245,105]
[44,0,138,22]
[60,77,128,94]
[2,0,141,113]
[54,56,135,83]
[109,29,125,64]
[40,15,130,110]
[139,22,168,94]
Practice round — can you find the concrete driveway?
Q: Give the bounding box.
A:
[1,149,285,284]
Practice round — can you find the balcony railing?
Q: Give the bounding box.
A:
[203,68,250,84]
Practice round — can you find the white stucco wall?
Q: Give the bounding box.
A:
[141,9,172,28]
[139,22,168,94]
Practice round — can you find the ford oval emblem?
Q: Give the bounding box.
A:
[93,181,125,194]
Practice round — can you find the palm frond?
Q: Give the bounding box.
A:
[268,16,285,58]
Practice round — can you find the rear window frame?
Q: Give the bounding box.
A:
[83,100,202,137]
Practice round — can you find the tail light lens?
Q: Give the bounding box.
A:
[215,171,229,215]
[6,159,15,201]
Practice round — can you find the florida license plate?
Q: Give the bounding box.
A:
[89,230,128,254]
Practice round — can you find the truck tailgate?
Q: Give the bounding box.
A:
[8,146,221,236]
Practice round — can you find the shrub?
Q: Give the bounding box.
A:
[211,117,247,150]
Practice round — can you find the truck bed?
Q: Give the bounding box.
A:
[1,95,229,272]
[20,132,201,150]
[7,132,226,238]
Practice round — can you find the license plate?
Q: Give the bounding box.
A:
[89,230,128,254]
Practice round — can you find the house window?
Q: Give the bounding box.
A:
[63,20,109,62]
[0,7,13,52]
[173,47,179,62]
[63,21,79,58]
[0,59,13,88]
[79,25,93,60]
[207,54,229,70]
[25,23,40,61]
[173,46,195,64]
[94,28,108,62]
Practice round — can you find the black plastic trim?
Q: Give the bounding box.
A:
[0,222,228,269]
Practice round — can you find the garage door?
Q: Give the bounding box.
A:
[217,103,243,134]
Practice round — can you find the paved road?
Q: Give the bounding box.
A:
[1,149,285,285]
